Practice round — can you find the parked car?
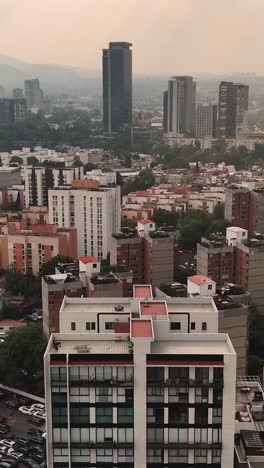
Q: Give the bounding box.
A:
[27,416,44,426]
[15,437,29,446]
[31,452,44,463]
[28,436,44,445]
[4,402,18,410]
[0,441,15,449]
[18,406,35,415]
[23,457,40,468]
[31,404,45,411]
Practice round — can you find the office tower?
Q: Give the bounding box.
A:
[218,81,249,138]
[163,90,168,133]
[44,284,236,467]
[163,76,196,136]
[196,103,218,138]
[48,180,121,259]
[102,42,132,134]
[13,88,24,99]
[24,78,43,108]
[0,86,5,98]
[24,166,84,207]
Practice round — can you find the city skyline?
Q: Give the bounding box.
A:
[0,0,264,75]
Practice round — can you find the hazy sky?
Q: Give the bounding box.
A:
[0,0,263,74]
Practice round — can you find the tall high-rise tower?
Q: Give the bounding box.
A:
[218,81,249,138]
[103,42,132,135]
[24,78,43,108]
[163,76,196,137]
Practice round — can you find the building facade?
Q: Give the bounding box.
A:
[44,285,236,468]
[197,234,234,285]
[103,42,132,134]
[196,104,218,138]
[163,76,196,137]
[24,78,43,108]
[218,82,249,138]
[48,181,121,259]
[25,166,84,207]
[7,225,77,275]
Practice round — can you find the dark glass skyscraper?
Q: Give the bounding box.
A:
[103,42,132,134]
[218,81,249,138]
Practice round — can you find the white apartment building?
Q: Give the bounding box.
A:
[85,169,116,185]
[25,166,84,207]
[44,284,236,468]
[48,182,121,259]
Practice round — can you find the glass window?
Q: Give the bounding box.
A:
[194,449,208,463]
[169,367,189,383]
[117,448,134,462]
[96,449,113,462]
[147,448,163,463]
[147,407,164,424]
[202,322,207,331]
[147,428,164,442]
[117,387,133,403]
[168,387,188,403]
[96,387,112,403]
[194,428,208,443]
[213,407,222,424]
[212,449,221,463]
[168,449,188,463]
[117,407,133,424]
[147,386,164,403]
[191,322,196,330]
[52,406,67,426]
[95,367,112,381]
[70,428,89,443]
[70,406,89,425]
[214,367,223,384]
[96,407,113,424]
[168,428,188,443]
[169,406,188,424]
[195,367,209,384]
[147,367,164,382]
[53,428,68,443]
[195,405,208,425]
[212,428,222,443]
[96,428,113,442]
[195,387,208,403]
[71,322,76,331]
[51,367,67,385]
[117,366,134,382]
[117,428,133,443]
[170,322,181,330]
[71,448,90,463]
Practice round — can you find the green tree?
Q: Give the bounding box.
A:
[10,155,23,165]
[153,209,179,227]
[121,217,137,228]
[4,265,40,298]
[122,168,156,195]
[40,254,74,276]
[174,265,196,284]
[27,156,39,166]
[0,326,46,395]
[84,163,96,172]
[73,157,83,167]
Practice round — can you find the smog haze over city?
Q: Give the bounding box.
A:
[0,0,263,75]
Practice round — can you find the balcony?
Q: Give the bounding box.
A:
[70,378,133,387]
[147,378,223,388]
[147,441,222,449]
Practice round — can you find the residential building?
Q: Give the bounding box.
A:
[42,273,88,339]
[196,103,218,138]
[0,98,14,124]
[24,166,84,207]
[0,320,26,340]
[187,275,249,375]
[218,81,249,138]
[22,206,49,226]
[44,285,236,468]
[24,78,43,108]
[144,230,175,287]
[13,98,27,121]
[235,234,264,313]
[163,76,196,137]
[85,169,116,185]
[197,234,234,285]
[111,228,144,284]
[103,42,132,134]
[225,185,264,234]
[0,167,21,189]
[48,181,121,259]
[13,88,24,99]
[234,376,264,468]
[7,224,77,275]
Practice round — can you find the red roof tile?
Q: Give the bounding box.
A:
[140,301,167,316]
[131,320,153,338]
[79,256,99,264]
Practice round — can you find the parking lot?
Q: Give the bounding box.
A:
[0,390,46,468]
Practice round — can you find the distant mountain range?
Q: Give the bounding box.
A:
[0,54,102,95]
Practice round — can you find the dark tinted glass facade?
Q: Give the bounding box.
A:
[103,42,132,134]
